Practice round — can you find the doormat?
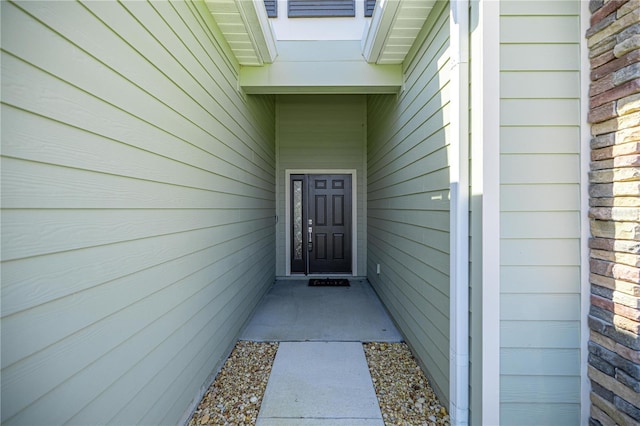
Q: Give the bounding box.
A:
[308,278,350,287]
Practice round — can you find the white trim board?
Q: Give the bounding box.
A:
[284,169,358,277]
[470,0,501,423]
[579,1,593,423]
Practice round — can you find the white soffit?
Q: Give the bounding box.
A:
[205,0,277,66]
[362,0,436,64]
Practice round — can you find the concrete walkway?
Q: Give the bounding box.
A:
[240,279,402,425]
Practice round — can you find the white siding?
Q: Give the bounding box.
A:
[366,1,451,404]
[499,1,583,424]
[275,94,366,276]
[1,1,275,424]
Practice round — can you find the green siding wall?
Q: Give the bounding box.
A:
[1,1,275,424]
[366,1,451,404]
[499,1,583,424]
[275,94,367,276]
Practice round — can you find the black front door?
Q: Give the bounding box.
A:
[290,174,352,274]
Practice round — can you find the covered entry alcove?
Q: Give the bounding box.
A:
[276,95,366,277]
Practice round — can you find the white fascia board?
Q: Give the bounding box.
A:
[240,61,402,94]
[361,0,401,63]
[235,0,278,64]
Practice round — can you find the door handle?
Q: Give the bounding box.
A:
[308,225,313,251]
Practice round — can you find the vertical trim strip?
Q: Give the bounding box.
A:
[579,1,592,423]
[478,0,501,423]
[449,0,470,424]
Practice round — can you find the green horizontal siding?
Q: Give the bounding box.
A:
[367,0,451,405]
[499,1,582,424]
[1,1,275,424]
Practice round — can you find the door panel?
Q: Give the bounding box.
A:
[315,233,327,259]
[289,174,352,274]
[315,194,326,226]
[308,174,351,273]
[333,234,344,259]
[333,195,344,225]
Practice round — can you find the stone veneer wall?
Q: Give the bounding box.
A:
[586,0,640,425]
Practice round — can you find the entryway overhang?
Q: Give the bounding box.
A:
[205,0,438,94]
[239,40,403,94]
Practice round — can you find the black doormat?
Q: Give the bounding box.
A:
[308,278,350,287]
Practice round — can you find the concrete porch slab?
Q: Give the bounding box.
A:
[256,342,384,425]
[240,279,402,342]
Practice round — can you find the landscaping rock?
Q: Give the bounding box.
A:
[364,342,450,426]
[188,341,278,426]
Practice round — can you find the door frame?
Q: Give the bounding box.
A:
[285,169,357,276]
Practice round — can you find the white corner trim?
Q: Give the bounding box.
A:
[285,169,358,277]
[235,0,278,64]
[449,0,470,424]
[361,0,401,63]
[579,1,593,423]
[479,0,501,424]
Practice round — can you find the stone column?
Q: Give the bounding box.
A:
[587,0,640,425]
